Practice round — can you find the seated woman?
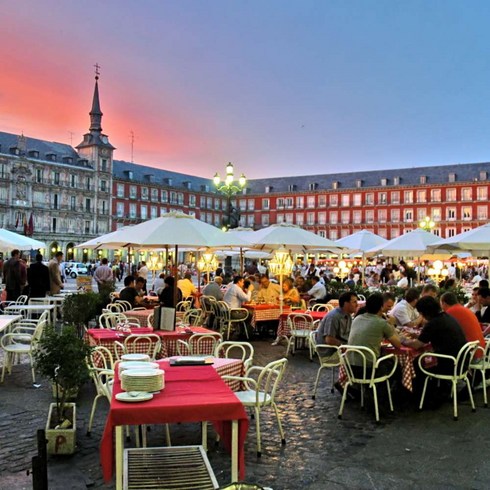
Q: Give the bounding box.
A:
[158,276,183,308]
[282,278,301,307]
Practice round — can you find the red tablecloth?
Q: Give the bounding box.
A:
[277,310,327,337]
[100,360,249,482]
[86,326,220,359]
[125,309,154,327]
[243,304,292,329]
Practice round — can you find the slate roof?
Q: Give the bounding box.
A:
[246,162,490,194]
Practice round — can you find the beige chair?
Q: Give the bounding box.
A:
[419,340,479,420]
[222,358,288,457]
[216,301,249,340]
[200,295,219,329]
[311,304,328,312]
[470,338,490,407]
[99,312,141,329]
[177,333,222,357]
[1,318,47,383]
[114,334,162,361]
[310,331,341,399]
[182,308,204,326]
[215,341,254,372]
[106,302,126,313]
[116,300,133,312]
[285,313,315,358]
[338,345,398,423]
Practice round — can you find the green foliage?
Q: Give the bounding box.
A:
[96,282,116,315]
[62,292,100,330]
[34,325,92,422]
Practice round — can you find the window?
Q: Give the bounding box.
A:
[329,211,338,224]
[247,215,255,227]
[447,208,456,220]
[477,187,488,201]
[53,194,59,210]
[151,206,158,218]
[332,181,339,190]
[70,196,76,210]
[318,212,326,225]
[366,193,374,205]
[341,210,350,224]
[318,195,326,207]
[477,205,487,220]
[391,209,400,222]
[393,176,400,185]
[129,185,137,199]
[356,179,363,188]
[189,195,196,207]
[378,192,387,204]
[262,198,270,210]
[151,188,159,201]
[160,207,167,216]
[307,196,315,208]
[353,211,362,224]
[329,195,338,206]
[448,172,456,183]
[285,197,294,208]
[116,202,124,217]
[480,171,487,181]
[462,206,472,220]
[431,189,441,202]
[161,190,168,203]
[117,184,124,198]
[177,193,184,205]
[417,190,426,203]
[70,174,76,188]
[447,228,456,238]
[446,188,456,201]
[378,209,387,222]
[433,208,441,221]
[318,230,326,238]
[462,187,472,201]
[101,200,107,215]
[214,199,221,210]
[296,213,304,225]
[353,194,361,206]
[54,172,60,185]
[84,220,90,234]
[141,205,147,220]
[296,196,304,209]
[101,159,107,172]
[239,199,247,211]
[276,213,284,224]
[417,208,427,220]
[100,180,107,192]
[262,214,270,226]
[285,213,294,224]
[391,191,400,204]
[36,169,43,183]
[277,197,284,209]
[248,199,254,211]
[404,191,413,204]
[141,187,149,200]
[86,177,92,191]
[378,228,387,238]
[381,178,387,186]
[420,175,427,184]
[329,229,338,240]
[307,212,315,225]
[341,194,350,207]
[366,210,374,223]
[85,198,91,212]
[129,203,137,218]
[404,209,413,222]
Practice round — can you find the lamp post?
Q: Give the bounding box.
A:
[213,162,246,273]
[419,216,435,232]
[268,248,294,314]
[197,249,219,287]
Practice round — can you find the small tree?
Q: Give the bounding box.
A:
[34,325,93,423]
[62,292,100,336]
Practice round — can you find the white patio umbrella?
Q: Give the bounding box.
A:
[76,227,135,250]
[427,223,490,257]
[0,228,46,251]
[335,231,388,285]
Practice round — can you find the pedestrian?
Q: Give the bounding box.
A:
[3,249,27,301]
[27,253,50,298]
[93,257,114,291]
[48,251,64,295]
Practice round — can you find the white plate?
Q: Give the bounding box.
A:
[121,353,151,362]
[122,368,165,378]
[115,392,153,403]
[118,361,159,371]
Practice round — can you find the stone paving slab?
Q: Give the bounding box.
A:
[1,339,490,489]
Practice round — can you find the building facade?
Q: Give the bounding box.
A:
[1,74,489,262]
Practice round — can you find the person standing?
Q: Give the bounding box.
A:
[48,251,64,295]
[27,253,50,298]
[93,257,113,291]
[3,249,27,301]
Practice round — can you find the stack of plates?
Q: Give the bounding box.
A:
[121,353,151,362]
[121,369,165,392]
[118,361,159,375]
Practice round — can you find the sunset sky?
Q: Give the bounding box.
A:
[2,1,490,179]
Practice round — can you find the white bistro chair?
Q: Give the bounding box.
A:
[310,331,341,400]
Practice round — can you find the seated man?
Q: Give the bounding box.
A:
[202,275,224,301]
[388,288,423,328]
[177,272,197,300]
[158,276,183,308]
[475,287,490,323]
[421,284,438,298]
[307,276,326,303]
[223,275,251,324]
[347,293,402,376]
[257,274,281,304]
[118,275,144,308]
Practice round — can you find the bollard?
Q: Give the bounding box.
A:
[31,429,48,490]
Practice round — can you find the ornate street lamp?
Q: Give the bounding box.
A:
[197,249,219,282]
[419,216,435,232]
[213,162,247,231]
[268,247,294,314]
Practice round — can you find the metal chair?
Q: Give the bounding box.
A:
[114,334,162,361]
[470,338,490,407]
[310,331,341,399]
[182,308,204,326]
[177,333,222,357]
[338,345,398,423]
[106,302,126,313]
[216,301,249,340]
[311,304,328,312]
[115,300,133,312]
[285,313,316,358]
[215,341,254,372]
[222,358,288,457]
[419,340,479,420]
[200,295,219,329]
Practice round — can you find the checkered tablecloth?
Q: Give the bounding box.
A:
[125,309,153,327]
[243,304,291,329]
[86,326,220,361]
[277,310,327,337]
[337,346,419,392]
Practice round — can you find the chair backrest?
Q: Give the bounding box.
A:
[99,312,122,329]
[311,304,327,312]
[255,358,288,402]
[176,300,191,312]
[146,311,155,328]
[106,302,126,313]
[32,319,47,347]
[217,341,254,371]
[116,300,133,312]
[89,345,114,371]
[124,334,162,360]
[325,303,335,312]
[182,308,204,326]
[187,333,222,356]
[309,331,341,365]
[357,294,367,302]
[455,341,479,378]
[200,296,217,315]
[340,345,379,383]
[287,313,315,331]
[16,295,29,305]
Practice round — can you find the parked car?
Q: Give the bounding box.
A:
[64,262,88,278]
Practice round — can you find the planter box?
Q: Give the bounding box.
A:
[45,403,77,455]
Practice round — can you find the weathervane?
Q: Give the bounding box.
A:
[94,62,101,80]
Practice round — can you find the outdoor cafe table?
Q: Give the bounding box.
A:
[86,326,221,359]
[243,303,292,329]
[100,359,249,488]
[124,309,154,327]
[29,296,65,321]
[0,315,23,334]
[4,304,55,322]
[277,309,327,338]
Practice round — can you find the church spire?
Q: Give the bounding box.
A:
[89,63,103,133]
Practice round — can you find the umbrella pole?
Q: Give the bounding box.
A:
[240,247,244,275]
[417,257,421,285]
[165,245,169,275]
[127,246,131,278]
[173,245,179,307]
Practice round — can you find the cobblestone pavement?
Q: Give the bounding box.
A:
[1,335,490,489]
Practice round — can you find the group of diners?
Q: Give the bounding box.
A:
[315,284,487,407]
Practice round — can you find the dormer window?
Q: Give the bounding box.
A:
[164,178,172,186]
[420,175,427,184]
[288,184,297,192]
[449,172,456,183]
[200,184,209,192]
[62,156,73,164]
[332,181,339,190]
[28,150,39,158]
[356,179,362,188]
[480,171,487,181]
[393,176,400,185]
[123,170,133,180]
[183,181,192,190]
[265,186,273,193]
[9,146,20,155]
[46,153,56,161]
[309,182,318,191]
[144,174,154,183]
[381,178,388,186]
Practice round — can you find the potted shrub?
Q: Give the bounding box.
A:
[34,325,93,455]
[62,292,100,336]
